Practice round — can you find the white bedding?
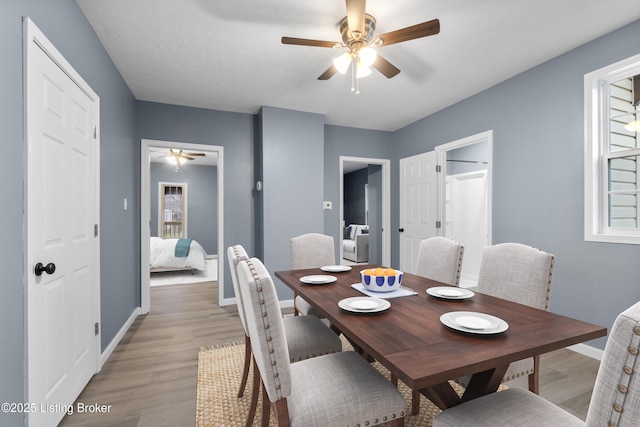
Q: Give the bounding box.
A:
[150,237,207,270]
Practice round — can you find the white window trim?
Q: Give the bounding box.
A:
[585,53,640,244]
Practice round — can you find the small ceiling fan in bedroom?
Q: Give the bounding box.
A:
[281,0,440,93]
[165,149,206,172]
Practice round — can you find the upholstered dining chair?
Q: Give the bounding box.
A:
[227,245,342,426]
[434,300,640,426]
[415,236,464,286]
[460,242,554,394]
[396,236,464,413]
[237,256,406,427]
[290,233,336,317]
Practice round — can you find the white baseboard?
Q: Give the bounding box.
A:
[99,307,141,369]
[567,342,604,361]
[219,297,236,307]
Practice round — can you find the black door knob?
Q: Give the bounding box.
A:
[34,262,56,276]
[398,228,405,232]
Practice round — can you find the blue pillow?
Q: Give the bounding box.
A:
[344,226,352,239]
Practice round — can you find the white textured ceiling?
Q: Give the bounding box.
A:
[76,0,640,131]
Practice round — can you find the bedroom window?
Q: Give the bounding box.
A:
[159,183,187,238]
[585,54,640,244]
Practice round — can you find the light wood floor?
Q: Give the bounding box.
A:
[59,280,601,426]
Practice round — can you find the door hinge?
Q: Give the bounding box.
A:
[94,322,99,336]
[436,165,441,173]
[94,224,99,237]
[436,220,442,229]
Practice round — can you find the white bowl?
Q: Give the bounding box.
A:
[360,269,403,292]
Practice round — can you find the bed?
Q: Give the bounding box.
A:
[150,236,207,272]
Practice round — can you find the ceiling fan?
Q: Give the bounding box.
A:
[166,149,206,162]
[281,0,440,89]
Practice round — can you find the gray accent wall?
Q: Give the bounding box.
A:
[136,101,255,301]
[260,107,325,297]
[344,168,369,225]
[150,163,218,254]
[323,125,393,259]
[393,20,640,349]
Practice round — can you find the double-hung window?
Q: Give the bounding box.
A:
[585,53,640,243]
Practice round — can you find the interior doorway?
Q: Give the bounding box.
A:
[436,130,492,287]
[140,140,224,313]
[339,156,391,266]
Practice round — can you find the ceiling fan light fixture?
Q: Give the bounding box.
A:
[333,52,352,74]
[356,61,372,79]
[358,46,377,67]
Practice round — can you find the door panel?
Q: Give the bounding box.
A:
[27,20,99,426]
[399,151,438,273]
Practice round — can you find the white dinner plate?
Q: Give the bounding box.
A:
[320,265,352,273]
[299,275,337,285]
[440,311,508,334]
[427,286,475,300]
[338,297,391,313]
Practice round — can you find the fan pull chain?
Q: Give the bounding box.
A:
[350,57,360,95]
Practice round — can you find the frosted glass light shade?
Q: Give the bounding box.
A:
[359,47,377,67]
[356,62,372,79]
[333,52,352,74]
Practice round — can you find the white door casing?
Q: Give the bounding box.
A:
[399,151,438,273]
[436,130,493,287]
[140,140,224,311]
[26,18,100,427]
[339,156,391,267]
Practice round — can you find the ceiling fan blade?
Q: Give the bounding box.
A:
[318,65,338,80]
[345,0,366,38]
[281,37,336,48]
[185,152,206,156]
[182,155,195,160]
[372,55,400,79]
[377,18,440,46]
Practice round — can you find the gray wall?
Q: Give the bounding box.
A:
[323,125,393,258]
[260,107,325,297]
[1,0,137,422]
[136,101,255,300]
[344,168,368,225]
[392,20,640,349]
[150,162,218,254]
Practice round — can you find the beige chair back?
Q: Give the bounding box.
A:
[227,245,249,335]
[585,301,640,426]
[477,242,554,310]
[415,236,464,286]
[290,233,335,269]
[237,257,292,403]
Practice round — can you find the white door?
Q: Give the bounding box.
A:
[399,151,438,273]
[26,19,100,427]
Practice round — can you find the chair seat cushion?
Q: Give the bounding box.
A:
[288,351,405,427]
[294,295,323,317]
[433,388,583,427]
[283,315,341,362]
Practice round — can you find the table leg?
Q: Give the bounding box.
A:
[417,364,510,410]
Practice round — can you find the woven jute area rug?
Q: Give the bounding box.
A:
[196,336,504,426]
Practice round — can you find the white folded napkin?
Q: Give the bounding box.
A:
[351,283,418,299]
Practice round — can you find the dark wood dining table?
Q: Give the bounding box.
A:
[275,265,607,412]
